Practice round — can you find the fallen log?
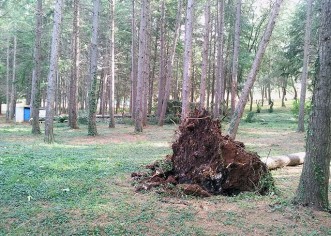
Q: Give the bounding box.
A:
[261,152,305,170]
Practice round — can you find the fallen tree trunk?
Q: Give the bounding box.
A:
[261,152,305,170]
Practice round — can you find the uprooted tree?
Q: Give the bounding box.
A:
[132,110,274,197]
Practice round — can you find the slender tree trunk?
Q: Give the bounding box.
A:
[108,0,116,128]
[297,0,313,132]
[31,0,43,134]
[181,0,194,121]
[281,79,287,107]
[261,86,264,106]
[158,0,182,126]
[199,0,210,110]
[142,4,151,127]
[291,77,298,100]
[131,0,137,118]
[213,0,225,119]
[68,0,80,129]
[227,0,283,139]
[148,32,158,115]
[249,90,253,111]
[88,0,100,136]
[44,0,63,143]
[5,36,10,122]
[295,0,331,210]
[231,0,242,115]
[9,35,17,121]
[134,0,149,132]
[156,0,166,118]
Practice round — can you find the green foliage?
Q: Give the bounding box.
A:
[117,117,134,125]
[78,111,88,125]
[56,115,68,123]
[258,171,277,195]
[291,100,312,118]
[164,113,180,125]
[244,111,256,123]
[166,100,182,116]
[256,103,261,113]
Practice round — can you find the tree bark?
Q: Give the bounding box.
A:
[142,4,151,127]
[68,0,80,129]
[130,0,137,118]
[44,0,63,143]
[9,35,17,121]
[231,0,242,116]
[213,0,225,119]
[181,0,194,121]
[199,0,210,110]
[88,0,100,136]
[30,0,42,134]
[156,0,166,118]
[5,36,10,122]
[297,0,313,132]
[134,0,149,132]
[295,0,331,211]
[148,32,158,115]
[227,0,283,139]
[158,0,182,126]
[108,0,116,128]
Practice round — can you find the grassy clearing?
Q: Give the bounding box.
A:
[1,101,330,235]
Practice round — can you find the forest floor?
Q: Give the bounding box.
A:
[0,100,330,235]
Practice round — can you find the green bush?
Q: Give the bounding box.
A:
[78,111,88,125]
[244,111,256,123]
[57,115,68,123]
[164,114,180,125]
[256,103,261,113]
[291,100,312,118]
[117,117,134,125]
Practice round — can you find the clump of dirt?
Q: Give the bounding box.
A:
[132,109,273,197]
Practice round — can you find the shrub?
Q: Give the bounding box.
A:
[57,115,68,123]
[78,111,88,125]
[164,114,180,125]
[244,111,256,123]
[291,100,312,118]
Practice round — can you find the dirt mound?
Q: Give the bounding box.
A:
[132,109,273,197]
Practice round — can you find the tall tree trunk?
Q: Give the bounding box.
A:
[44,0,63,143]
[88,0,100,136]
[131,0,137,118]
[5,36,10,122]
[9,35,17,121]
[249,90,253,111]
[108,0,116,128]
[291,77,298,100]
[227,0,283,139]
[281,79,287,107]
[148,32,158,115]
[213,0,225,119]
[156,0,166,118]
[31,0,43,134]
[134,0,149,132]
[181,0,194,121]
[295,0,331,210]
[142,3,151,127]
[297,0,313,132]
[231,0,242,115]
[158,0,182,126]
[68,0,80,129]
[199,0,210,110]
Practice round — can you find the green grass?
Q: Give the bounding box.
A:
[0,103,329,235]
